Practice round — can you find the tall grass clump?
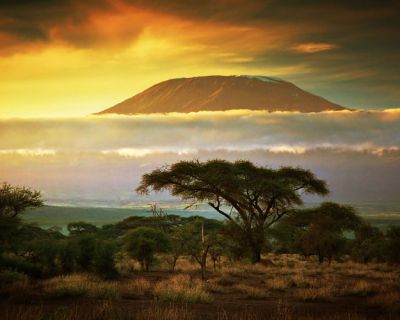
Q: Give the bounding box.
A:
[154,274,212,303]
[42,274,120,299]
[120,278,152,298]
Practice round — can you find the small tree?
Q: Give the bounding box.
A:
[208,231,224,271]
[0,183,43,251]
[136,160,328,263]
[124,227,169,271]
[297,202,360,263]
[179,220,212,280]
[165,227,187,272]
[0,183,43,218]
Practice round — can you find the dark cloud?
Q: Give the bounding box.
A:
[0,0,399,106]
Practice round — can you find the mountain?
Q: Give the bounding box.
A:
[96,75,347,114]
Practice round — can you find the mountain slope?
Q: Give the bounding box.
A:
[97,75,347,114]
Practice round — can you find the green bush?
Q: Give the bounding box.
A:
[0,253,42,278]
[93,240,119,279]
[124,227,169,271]
[0,269,29,287]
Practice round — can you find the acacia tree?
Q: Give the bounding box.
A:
[0,183,43,251]
[0,183,43,218]
[136,160,328,263]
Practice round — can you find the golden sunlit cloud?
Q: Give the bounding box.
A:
[291,42,338,53]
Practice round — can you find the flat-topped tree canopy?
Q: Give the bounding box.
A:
[136,159,329,262]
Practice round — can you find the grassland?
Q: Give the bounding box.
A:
[1,254,399,319]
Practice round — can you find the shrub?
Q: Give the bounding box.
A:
[58,240,79,274]
[75,234,97,271]
[0,269,29,292]
[93,240,119,279]
[0,253,42,278]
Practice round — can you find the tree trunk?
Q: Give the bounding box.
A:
[200,247,209,280]
[171,256,178,272]
[318,252,324,264]
[251,248,262,263]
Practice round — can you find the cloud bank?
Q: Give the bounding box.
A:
[1,109,399,204]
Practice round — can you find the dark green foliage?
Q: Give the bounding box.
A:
[352,223,385,263]
[0,183,43,218]
[220,220,252,261]
[385,226,400,264]
[0,269,29,289]
[136,159,329,262]
[124,227,169,271]
[93,240,119,278]
[97,224,121,239]
[75,234,97,271]
[273,202,361,263]
[58,240,78,274]
[0,183,44,254]
[67,221,98,235]
[26,239,60,277]
[0,253,42,278]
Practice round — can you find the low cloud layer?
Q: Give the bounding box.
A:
[1,110,399,204]
[1,109,400,152]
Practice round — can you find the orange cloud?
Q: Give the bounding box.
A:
[291,42,338,53]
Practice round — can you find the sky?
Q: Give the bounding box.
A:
[0,0,399,117]
[1,1,399,207]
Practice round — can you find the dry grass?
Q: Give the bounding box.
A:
[136,303,194,320]
[265,278,290,291]
[120,278,152,298]
[287,274,321,288]
[154,274,213,303]
[233,283,268,299]
[0,301,129,320]
[0,301,375,320]
[295,287,335,302]
[42,274,120,299]
[339,280,379,297]
[3,254,400,319]
[368,291,400,312]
